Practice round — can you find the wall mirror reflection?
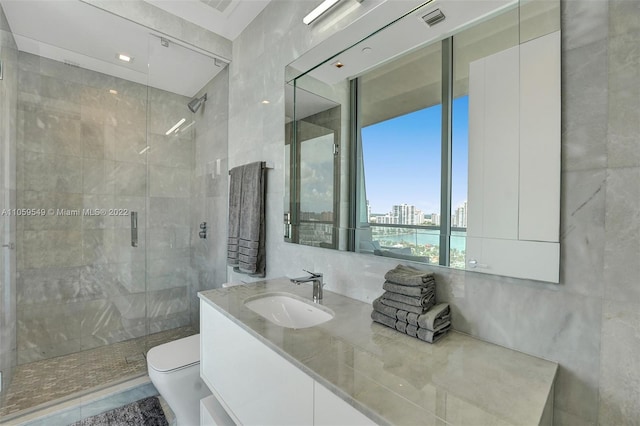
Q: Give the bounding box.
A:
[285,0,561,283]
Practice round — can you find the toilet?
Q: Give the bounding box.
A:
[147,334,211,426]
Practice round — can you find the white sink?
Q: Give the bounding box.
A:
[243,292,334,329]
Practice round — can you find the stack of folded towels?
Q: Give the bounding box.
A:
[371,264,451,343]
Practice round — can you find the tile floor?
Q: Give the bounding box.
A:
[0,326,196,420]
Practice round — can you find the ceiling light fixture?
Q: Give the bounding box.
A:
[109,89,118,95]
[139,146,150,155]
[165,118,186,135]
[332,61,344,69]
[117,53,132,62]
[261,100,270,104]
[303,0,341,25]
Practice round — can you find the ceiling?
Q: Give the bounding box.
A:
[0,0,271,97]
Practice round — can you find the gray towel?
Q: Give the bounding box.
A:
[237,162,266,277]
[382,280,436,297]
[398,317,450,336]
[417,325,450,343]
[396,309,410,323]
[227,166,243,266]
[384,264,435,286]
[407,322,451,342]
[376,299,447,332]
[380,296,431,314]
[371,310,396,329]
[395,320,408,333]
[405,303,451,331]
[383,280,434,297]
[372,311,450,344]
[373,296,399,319]
[406,323,418,337]
[382,290,435,309]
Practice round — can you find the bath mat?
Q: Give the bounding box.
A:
[71,396,168,426]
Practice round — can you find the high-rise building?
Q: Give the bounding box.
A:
[377,213,397,224]
[452,201,467,228]
[392,204,423,225]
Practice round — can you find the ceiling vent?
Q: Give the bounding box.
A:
[422,9,445,27]
[199,0,233,13]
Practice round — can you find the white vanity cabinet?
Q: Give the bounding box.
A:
[200,301,313,425]
[199,281,558,426]
[200,301,375,426]
[467,31,561,283]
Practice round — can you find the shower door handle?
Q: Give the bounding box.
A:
[131,211,138,247]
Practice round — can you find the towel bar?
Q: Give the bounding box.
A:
[228,161,274,175]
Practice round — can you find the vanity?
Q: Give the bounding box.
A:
[198,279,557,425]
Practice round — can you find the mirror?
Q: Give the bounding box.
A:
[285,0,561,283]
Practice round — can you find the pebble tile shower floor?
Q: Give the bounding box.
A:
[0,326,196,419]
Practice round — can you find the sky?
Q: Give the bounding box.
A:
[361,96,469,215]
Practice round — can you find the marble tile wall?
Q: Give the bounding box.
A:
[227,0,640,424]
[0,3,18,393]
[14,53,194,364]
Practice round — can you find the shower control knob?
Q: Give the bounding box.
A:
[200,222,207,230]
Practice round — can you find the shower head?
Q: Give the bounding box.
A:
[188,93,207,113]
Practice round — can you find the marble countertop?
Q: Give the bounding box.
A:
[199,278,558,426]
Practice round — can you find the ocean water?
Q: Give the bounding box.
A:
[374,230,467,252]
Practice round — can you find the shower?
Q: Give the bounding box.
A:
[188,93,207,113]
[0,0,230,420]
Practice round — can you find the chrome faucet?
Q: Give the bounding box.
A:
[290,270,324,303]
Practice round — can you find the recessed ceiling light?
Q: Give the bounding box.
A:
[109,89,118,95]
[262,100,270,104]
[332,61,344,69]
[117,54,132,63]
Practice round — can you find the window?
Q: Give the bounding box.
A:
[355,41,448,264]
[353,12,519,267]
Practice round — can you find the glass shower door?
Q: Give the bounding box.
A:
[142,33,222,351]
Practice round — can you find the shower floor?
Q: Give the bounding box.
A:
[0,326,196,420]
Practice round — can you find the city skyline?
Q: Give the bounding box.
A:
[361,96,469,215]
[369,200,468,228]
